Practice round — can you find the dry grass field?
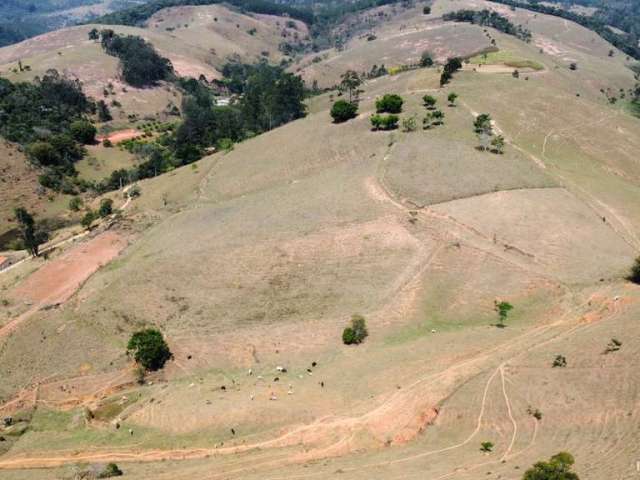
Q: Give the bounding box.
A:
[1,0,640,479]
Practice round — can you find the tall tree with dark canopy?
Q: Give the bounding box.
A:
[14,208,48,257]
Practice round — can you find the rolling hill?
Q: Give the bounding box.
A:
[1,0,640,479]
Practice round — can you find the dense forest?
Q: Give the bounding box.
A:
[97,30,174,87]
[486,0,640,60]
[443,9,532,42]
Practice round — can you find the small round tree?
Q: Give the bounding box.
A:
[375,94,403,114]
[342,314,368,345]
[127,329,172,371]
[331,100,358,123]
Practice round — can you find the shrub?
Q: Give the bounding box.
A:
[604,338,622,354]
[480,441,494,452]
[330,100,358,123]
[127,329,172,371]
[69,196,83,212]
[342,314,368,345]
[523,452,579,480]
[98,463,123,478]
[552,354,567,368]
[103,138,113,147]
[423,6,431,14]
[628,256,640,284]
[422,95,437,109]
[375,94,403,113]
[447,92,458,106]
[474,113,493,134]
[98,198,114,218]
[70,120,97,144]
[420,51,434,67]
[371,114,399,131]
[402,115,417,132]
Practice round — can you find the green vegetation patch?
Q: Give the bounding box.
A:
[469,51,544,70]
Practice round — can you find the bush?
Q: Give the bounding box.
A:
[402,115,417,132]
[552,355,567,368]
[98,463,123,478]
[127,329,172,371]
[81,210,96,230]
[495,301,513,327]
[370,114,399,131]
[330,100,358,123]
[422,95,437,109]
[423,6,431,14]
[98,198,114,217]
[103,138,113,147]
[628,256,640,284]
[375,94,403,113]
[70,120,97,144]
[480,441,494,452]
[69,196,83,212]
[420,51,434,67]
[342,314,368,345]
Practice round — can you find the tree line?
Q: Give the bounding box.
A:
[443,9,532,42]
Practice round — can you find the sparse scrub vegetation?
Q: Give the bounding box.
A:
[604,338,622,354]
[553,355,567,368]
[480,441,494,452]
[98,463,123,478]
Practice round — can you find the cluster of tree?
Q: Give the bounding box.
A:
[342,314,368,345]
[0,70,98,193]
[96,30,174,87]
[486,0,640,60]
[440,57,462,86]
[474,113,505,153]
[90,64,307,191]
[522,452,579,480]
[443,9,532,42]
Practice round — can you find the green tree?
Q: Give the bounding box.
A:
[331,100,358,123]
[447,92,458,106]
[480,441,494,452]
[628,256,640,284]
[26,142,58,166]
[98,198,114,217]
[422,95,437,109]
[14,207,48,257]
[88,28,100,41]
[423,6,431,14]
[70,120,97,144]
[431,110,445,125]
[376,94,403,114]
[474,113,493,134]
[339,70,362,103]
[127,329,172,371]
[523,452,579,480]
[342,314,368,345]
[495,301,513,327]
[97,100,112,122]
[82,210,96,230]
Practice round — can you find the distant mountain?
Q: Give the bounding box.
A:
[0,0,145,47]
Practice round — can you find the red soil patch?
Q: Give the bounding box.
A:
[97,129,142,144]
[12,231,126,306]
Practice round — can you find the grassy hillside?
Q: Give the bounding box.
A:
[1,0,640,479]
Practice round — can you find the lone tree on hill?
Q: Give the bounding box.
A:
[127,329,172,371]
[339,70,362,103]
[14,208,48,257]
[522,452,580,480]
[628,256,640,284]
[495,300,513,328]
[331,100,358,123]
[342,314,368,345]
